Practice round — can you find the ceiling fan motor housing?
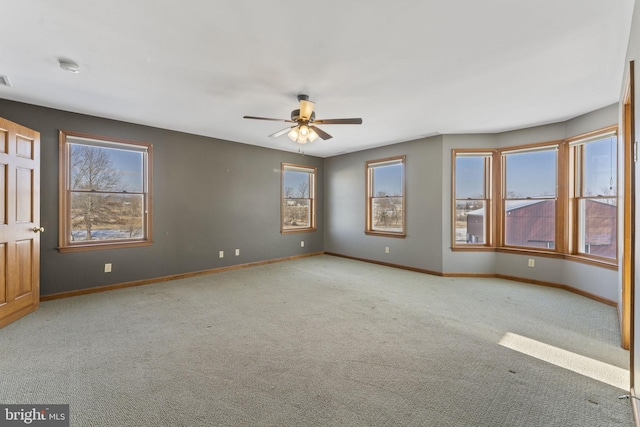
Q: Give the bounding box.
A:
[291,109,315,122]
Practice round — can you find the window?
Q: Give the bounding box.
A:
[502,146,558,250]
[452,151,493,246]
[570,128,618,260]
[366,156,405,237]
[281,163,316,233]
[59,131,152,252]
[451,125,618,267]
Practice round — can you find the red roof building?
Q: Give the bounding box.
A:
[466,199,616,257]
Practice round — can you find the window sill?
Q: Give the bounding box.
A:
[281,228,316,234]
[58,240,153,253]
[564,254,618,270]
[365,231,406,238]
[495,247,561,258]
[451,246,496,252]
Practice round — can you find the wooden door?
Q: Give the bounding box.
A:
[0,117,41,328]
[623,62,634,351]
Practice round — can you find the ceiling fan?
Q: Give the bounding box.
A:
[243,94,363,144]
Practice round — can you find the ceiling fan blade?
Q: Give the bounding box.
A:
[243,115,296,123]
[310,126,332,140]
[299,100,315,120]
[313,118,363,125]
[269,126,295,138]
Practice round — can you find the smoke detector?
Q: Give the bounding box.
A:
[59,59,80,73]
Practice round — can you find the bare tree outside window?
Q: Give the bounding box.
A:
[283,186,294,199]
[366,157,405,236]
[62,135,150,247]
[372,191,403,230]
[121,195,144,238]
[71,145,123,240]
[281,164,316,233]
[297,181,309,198]
[59,131,152,252]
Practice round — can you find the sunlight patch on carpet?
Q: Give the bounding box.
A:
[499,332,628,390]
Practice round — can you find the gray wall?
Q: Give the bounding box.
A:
[440,134,497,274]
[0,99,324,296]
[490,106,620,302]
[324,136,444,272]
[0,89,622,304]
[325,104,620,302]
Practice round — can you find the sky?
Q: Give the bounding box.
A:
[285,164,403,198]
[584,136,617,196]
[71,143,144,192]
[76,134,616,200]
[455,135,617,199]
[373,164,402,196]
[455,157,485,199]
[283,170,311,197]
[109,148,144,192]
[505,150,556,197]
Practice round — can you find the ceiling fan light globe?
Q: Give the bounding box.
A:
[308,128,319,142]
[299,125,309,137]
[288,128,299,142]
[297,133,308,144]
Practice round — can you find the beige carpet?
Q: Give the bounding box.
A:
[0,255,633,426]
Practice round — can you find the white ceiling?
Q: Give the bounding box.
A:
[0,0,635,157]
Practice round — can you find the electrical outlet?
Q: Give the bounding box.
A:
[385,247,390,254]
[528,259,535,268]
[300,241,305,248]
[219,251,224,258]
[104,263,112,273]
[235,249,240,256]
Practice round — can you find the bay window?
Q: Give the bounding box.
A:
[451,125,618,266]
